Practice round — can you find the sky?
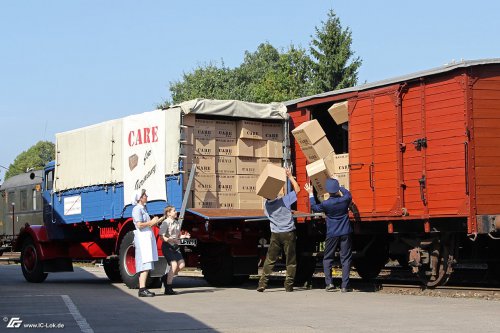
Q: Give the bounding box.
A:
[1,0,500,181]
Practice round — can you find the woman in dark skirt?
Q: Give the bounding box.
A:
[159,206,190,295]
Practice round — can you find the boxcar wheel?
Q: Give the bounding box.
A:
[119,231,139,289]
[20,237,48,283]
[103,258,122,282]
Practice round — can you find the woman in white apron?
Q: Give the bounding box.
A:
[132,189,160,297]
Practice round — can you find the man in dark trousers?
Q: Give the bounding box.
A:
[305,178,353,292]
[257,167,301,292]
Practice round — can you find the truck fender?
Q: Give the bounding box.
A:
[115,218,135,254]
[14,225,49,254]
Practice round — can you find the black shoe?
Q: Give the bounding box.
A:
[285,287,293,292]
[341,288,352,293]
[138,289,155,297]
[164,286,177,295]
[257,286,266,292]
[325,284,337,292]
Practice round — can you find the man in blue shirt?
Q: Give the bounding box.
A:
[305,178,353,292]
[257,167,301,292]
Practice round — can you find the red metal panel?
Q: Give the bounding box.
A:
[372,93,399,215]
[288,108,311,214]
[349,98,374,214]
[472,66,500,215]
[424,74,468,216]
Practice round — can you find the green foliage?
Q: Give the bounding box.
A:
[166,10,361,105]
[310,9,362,91]
[4,141,55,180]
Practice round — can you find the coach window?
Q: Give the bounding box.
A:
[32,189,37,210]
[45,170,53,191]
[20,190,27,211]
[8,191,15,207]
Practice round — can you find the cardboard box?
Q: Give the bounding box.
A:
[194,156,215,174]
[258,158,282,173]
[182,126,194,145]
[215,156,236,174]
[237,157,259,174]
[182,114,196,127]
[195,138,216,156]
[267,140,283,159]
[216,138,236,156]
[256,164,286,199]
[194,119,215,139]
[193,173,216,192]
[237,193,264,209]
[193,191,217,209]
[323,152,336,177]
[216,175,236,192]
[291,119,325,147]
[237,175,258,193]
[328,101,349,125]
[215,120,237,139]
[306,159,330,195]
[300,136,334,163]
[237,120,263,140]
[262,123,283,141]
[335,172,349,190]
[254,140,267,158]
[334,153,349,173]
[236,138,255,157]
[217,192,238,209]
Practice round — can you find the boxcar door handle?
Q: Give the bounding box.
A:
[349,163,364,170]
[464,142,469,195]
[369,163,374,190]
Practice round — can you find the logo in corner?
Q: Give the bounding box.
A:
[6,317,22,328]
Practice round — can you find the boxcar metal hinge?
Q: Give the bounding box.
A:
[413,137,427,151]
[400,142,406,153]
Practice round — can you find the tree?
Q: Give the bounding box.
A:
[167,43,317,105]
[310,9,362,92]
[4,141,55,180]
[165,10,361,104]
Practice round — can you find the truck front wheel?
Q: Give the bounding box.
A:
[20,237,48,283]
[118,231,139,289]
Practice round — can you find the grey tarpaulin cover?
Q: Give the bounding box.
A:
[173,98,288,120]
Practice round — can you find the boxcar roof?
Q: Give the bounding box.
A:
[285,58,500,107]
[0,170,42,190]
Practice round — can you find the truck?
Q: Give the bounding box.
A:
[14,99,319,288]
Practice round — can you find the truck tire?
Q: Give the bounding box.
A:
[20,237,48,283]
[354,236,388,280]
[103,258,122,282]
[200,244,247,286]
[119,231,139,289]
[295,255,316,286]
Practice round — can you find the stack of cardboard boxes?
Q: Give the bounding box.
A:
[181,114,283,209]
[292,115,350,196]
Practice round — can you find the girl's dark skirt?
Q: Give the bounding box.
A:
[162,242,184,263]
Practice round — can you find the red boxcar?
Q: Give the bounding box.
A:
[287,59,500,286]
